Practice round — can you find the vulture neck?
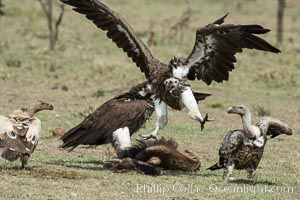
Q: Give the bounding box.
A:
[25,107,40,117]
[241,111,257,139]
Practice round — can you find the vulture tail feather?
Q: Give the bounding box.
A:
[207,162,223,171]
[193,92,212,103]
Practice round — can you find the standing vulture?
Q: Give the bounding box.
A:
[62,0,280,139]
[208,105,293,182]
[0,101,53,168]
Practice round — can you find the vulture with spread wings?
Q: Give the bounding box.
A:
[62,0,280,139]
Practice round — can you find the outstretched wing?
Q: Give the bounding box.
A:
[183,13,280,85]
[256,117,293,138]
[62,0,160,79]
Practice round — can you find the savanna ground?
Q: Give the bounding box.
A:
[0,0,299,199]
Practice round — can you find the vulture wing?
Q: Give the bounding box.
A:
[62,0,161,80]
[23,118,42,154]
[182,14,280,85]
[60,97,153,151]
[219,130,244,159]
[256,117,293,138]
[0,115,30,160]
[208,130,244,170]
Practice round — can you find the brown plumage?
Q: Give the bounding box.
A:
[0,100,53,168]
[208,105,293,182]
[61,1,279,84]
[60,82,154,156]
[107,137,200,175]
[62,0,279,137]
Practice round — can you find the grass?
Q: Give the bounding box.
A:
[0,0,299,199]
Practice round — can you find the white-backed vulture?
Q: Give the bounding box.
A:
[0,101,53,168]
[208,105,293,182]
[62,0,280,139]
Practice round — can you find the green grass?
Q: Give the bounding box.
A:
[0,0,299,199]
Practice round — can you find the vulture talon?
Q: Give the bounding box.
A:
[200,113,214,131]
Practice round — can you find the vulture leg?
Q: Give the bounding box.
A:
[223,164,235,182]
[112,127,132,158]
[20,154,29,169]
[247,168,256,179]
[141,99,168,140]
[181,87,204,122]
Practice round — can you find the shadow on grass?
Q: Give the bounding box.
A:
[0,165,29,170]
[231,179,277,185]
[43,159,108,171]
[162,170,219,178]
[0,165,89,180]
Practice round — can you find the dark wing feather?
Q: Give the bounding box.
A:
[256,117,293,138]
[193,92,211,103]
[208,130,244,170]
[184,16,280,85]
[212,12,229,25]
[60,97,153,151]
[0,131,30,154]
[219,130,244,159]
[61,0,159,79]
[0,131,31,161]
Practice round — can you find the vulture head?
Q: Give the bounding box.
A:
[129,81,152,97]
[164,77,181,93]
[24,100,54,116]
[32,100,54,111]
[164,57,188,94]
[227,105,250,116]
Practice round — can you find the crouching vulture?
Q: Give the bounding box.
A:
[208,105,293,182]
[60,82,154,158]
[106,137,201,175]
[0,101,53,168]
[62,0,280,139]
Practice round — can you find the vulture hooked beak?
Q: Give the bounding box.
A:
[227,105,246,115]
[227,106,235,114]
[45,103,54,111]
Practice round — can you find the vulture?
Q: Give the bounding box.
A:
[60,82,155,158]
[106,137,200,175]
[0,100,53,168]
[62,0,280,139]
[208,105,293,182]
[60,81,209,157]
